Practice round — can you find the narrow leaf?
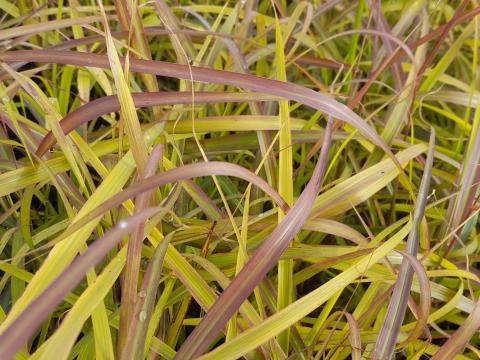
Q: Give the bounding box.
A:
[373,129,435,359]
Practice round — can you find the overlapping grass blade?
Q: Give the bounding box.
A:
[1,2,479,359]
[0,207,163,360]
[0,49,397,160]
[118,144,163,352]
[199,221,413,359]
[430,299,480,360]
[373,129,435,359]
[174,119,333,358]
[36,92,279,156]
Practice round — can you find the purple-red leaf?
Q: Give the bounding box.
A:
[118,144,164,352]
[173,119,334,358]
[0,50,395,161]
[35,92,280,156]
[51,161,289,247]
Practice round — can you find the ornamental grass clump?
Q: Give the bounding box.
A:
[0,1,479,359]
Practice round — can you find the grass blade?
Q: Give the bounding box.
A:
[118,144,163,352]
[98,2,148,175]
[121,233,172,360]
[275,14,294,352]
[372,129,435,359]
[1,3,479,359]
[36,92,279,156]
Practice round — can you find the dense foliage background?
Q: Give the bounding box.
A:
[0,1,479,359]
